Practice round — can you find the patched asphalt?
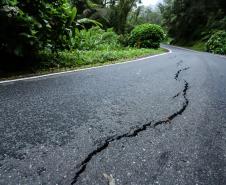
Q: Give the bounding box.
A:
[0,45,226,185]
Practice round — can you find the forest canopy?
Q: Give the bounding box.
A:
[0,0,165,76]
[159,0,226,53]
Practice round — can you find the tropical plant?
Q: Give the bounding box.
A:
[0,0,78,59]
[71,0,140,34]
[18,0,78,52]
[206,31,226,55]
[0,0,102,60]
[75,26,121,50]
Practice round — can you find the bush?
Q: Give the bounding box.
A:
[206,31,226,55]
[118,34,130,47]
[129,24,165,49]
[75,27,121,50]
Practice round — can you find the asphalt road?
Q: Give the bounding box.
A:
[0,45,226,185]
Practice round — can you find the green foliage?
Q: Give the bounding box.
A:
[75,27,121,50]
[73,0,140,34]
[129,24,165,48]
[160,0,226,44]
[0,0,17,6]
[206,31,226,55]
[128,6,162,27]
[18,0,77,52]
[189,41,206,52]
[0,0,77,59]
[0,5,38,57]
[38,48,165,69]
[118,34,130,46]
[0,0,164,75]
[76,48,164,65]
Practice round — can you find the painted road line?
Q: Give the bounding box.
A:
[0,49,172,84]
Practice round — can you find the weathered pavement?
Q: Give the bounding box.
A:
[0,45,226,185]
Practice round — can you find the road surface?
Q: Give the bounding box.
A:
[0,45,226,185]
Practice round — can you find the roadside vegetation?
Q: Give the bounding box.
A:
[1,0,225,79]
[159,0,226,55]
[0,0,166,78]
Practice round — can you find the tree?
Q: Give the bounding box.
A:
[128,6,162,26]
[71,0,140,34]
[159,0,226,43]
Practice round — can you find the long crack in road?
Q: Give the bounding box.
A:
[70,62,190,185]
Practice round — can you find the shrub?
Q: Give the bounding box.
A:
[206,31,226,55]
[118,34,130,47]
[75,27,121,50]
[129,24,165,49]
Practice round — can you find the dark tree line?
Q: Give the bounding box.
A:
[72,0,141,34]
[159,0,226,43]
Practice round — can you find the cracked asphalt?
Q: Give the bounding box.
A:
[1,45,226,185]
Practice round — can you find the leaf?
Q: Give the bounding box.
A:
[77,18,102,27]
[43,19,48,24]
[46,23,52,29]
[14,46,23,56]
[70,7,77,23]
[19,33,33,38]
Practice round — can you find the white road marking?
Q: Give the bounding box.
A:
[0,49,172,84]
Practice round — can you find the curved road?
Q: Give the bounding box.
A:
[0,45,226,185]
